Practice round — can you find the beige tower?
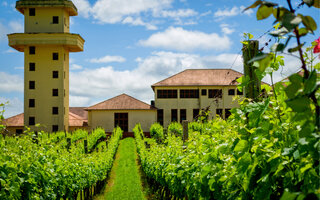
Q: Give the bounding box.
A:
[8,0,84,132]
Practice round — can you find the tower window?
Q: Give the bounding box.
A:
[29,99,35,108]
[53,53,59,60]
[29,8,35,16]
[225,109,231,119]
[29,117,35,126]
[53,71,59,78]
[201,89,207,96]
[52,125,59,132]
[193,109,199,120]
[228,89,235,96]
[52,16,59,24]
[29,46,35,55]
[209,89,222,98]
[52,107,59,115]
[29,81,35,89]
[29,63,35,71]
[52,89,58,96]
[157,109,163,126]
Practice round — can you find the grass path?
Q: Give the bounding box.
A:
[95,138,146,200]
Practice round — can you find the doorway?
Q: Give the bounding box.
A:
[114,113,128,132]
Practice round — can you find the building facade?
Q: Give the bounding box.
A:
[152,69,244,127]
[7,0,84,132]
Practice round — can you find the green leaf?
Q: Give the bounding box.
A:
[270,27,289,36]
[288,43,305,53]
[282,13,302,31]
[293,150,300,159]
[286,96,311,112]
[304,70,317,94]
[300,163,312,173]
[248,53,269,64]
[256,5,273,20]
[301,15,317,33]
[271,43,285,52]
[244,0,262,11]
[298,27,308,36]
[280,189,299,200]
[234,140,248,154]
[272,7,289,21]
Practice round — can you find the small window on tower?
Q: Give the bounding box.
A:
[53,53,59,60]
[29,63,35,71]
[52,107,58,115]
[228,89,235,96]
[29,117,35,126]
[53,71,59,78]
[53,16,59,24]
[29,81,35,89]
[52,89,58,96]
[29,8,35,16]
[29,46,35,55]
[29,99,35,108]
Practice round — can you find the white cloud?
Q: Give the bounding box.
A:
[70,95,91,107]
[0,22,8,41]
[70,64,83,70]
[139,27,232,51]
[122,17,158,30]
[159,9,198,18]
[90,0,172,24]
[214,6,253,19]
[8,21,23,33]
[70,51,245,104]
[89,55,126,63]
[0,72,23,93]
[72,0,91,18]
[3,49,17,53]
[220,24,235,35]
[2,1,8,7]
[0,97,23,118]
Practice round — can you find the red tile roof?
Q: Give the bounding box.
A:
[86,93,156,110]
[151,69,244,89]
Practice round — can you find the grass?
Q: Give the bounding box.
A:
[95,138,146,200]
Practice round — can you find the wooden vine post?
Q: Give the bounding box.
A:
[84,139,88,154]
[182,120,189,146]
[242,40,261,101]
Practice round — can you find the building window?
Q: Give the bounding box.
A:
[53,53,59,60]
[16,129,23,134]
[201,89,207,96]
[228,89,235,96]
[29,117,35,126]
[180,109,186,122]
[225,109,231,119]
[180,89,199,98]
[29,99,35,108]
[52,16,59,24]
[208,89,222,98]
[52,89,58,96]
[29,46,35,55]
[193,109,199,120]
[157,89,177,98]
[237,89,243,95]
[52,107,59,115]
[29,8,35,16]
[157,109,163,126]
[29,63,35,71]
[171,109,177,122]
[52,125,59,132]
[53,71,59,78]
[29,81,35,89]
[216,109,223,118]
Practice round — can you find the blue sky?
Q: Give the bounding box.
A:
[0,0,319,118]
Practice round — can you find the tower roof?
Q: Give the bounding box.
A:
[16,0,78,16]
